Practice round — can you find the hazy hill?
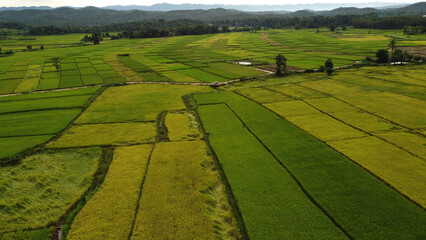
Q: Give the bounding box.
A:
[383,2,426,15]
[0,3,424,26]
[102,3,410,12]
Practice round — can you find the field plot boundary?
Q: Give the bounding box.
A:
[127,144,156,239]
[0,86,105,163]
[196,91,426,239]
[298,98,425,160]
[206,101,353,239]
[196,102,349,239]
[184,95,249,239]
[234,91,426,209]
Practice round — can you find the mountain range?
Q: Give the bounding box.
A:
[0,2,415,12]
[0,2,424,26]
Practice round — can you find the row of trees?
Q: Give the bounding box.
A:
[110,24,235,39]
[353,16,425,29]
[403,25,425,35]
[275,55,335,76]
[2,14,424,36]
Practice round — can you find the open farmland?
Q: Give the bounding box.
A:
[0,27,425,240]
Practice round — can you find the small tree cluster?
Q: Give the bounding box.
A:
[324,59,334,76]
[275,54,287,77]
[403,26,425,35]
[376,49,389,63]
[391,49,413,62]
[82,33,103,45]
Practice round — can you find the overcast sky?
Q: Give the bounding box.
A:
[0,1,419,8]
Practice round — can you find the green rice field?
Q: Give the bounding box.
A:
[0,28,425,239]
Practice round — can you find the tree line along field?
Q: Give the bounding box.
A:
[0,28,425,239]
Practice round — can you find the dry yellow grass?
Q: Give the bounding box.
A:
[105,58,143,82]
[304,97,355,113]
[328,136,426,207]
[131,141,233,240]
[339,35,390,41]
[236,87,291,103]
[264,100,320,117]
[165,112,201,141]
[267,84,327,99]
[376,131,426,159]
[67,145,153,240]
[48,122,156,147]
[331,110,399,133]
[286,113,367,141]
[299,79,368,96]
[338,92,426,129]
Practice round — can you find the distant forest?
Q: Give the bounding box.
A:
[0,2,425,37]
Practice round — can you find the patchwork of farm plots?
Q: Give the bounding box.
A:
[0,30,425,239]
[2,28,424,95]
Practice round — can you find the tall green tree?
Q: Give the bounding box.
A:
[388,39,397,51]
[324,59,334,76]
[90,33,102,45]
[275,54,287,77]
[376,49,389,63]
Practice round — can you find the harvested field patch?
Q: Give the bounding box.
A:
[48,122,156,147]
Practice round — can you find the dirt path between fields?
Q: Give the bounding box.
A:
[0,78,247,98]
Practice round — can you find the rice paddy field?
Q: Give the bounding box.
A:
[0,28,425,239]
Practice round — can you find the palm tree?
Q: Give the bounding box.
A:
[388,39,397,52]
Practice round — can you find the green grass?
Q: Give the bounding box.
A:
[76,84,211,124]
[60,75,83,88]
[0,79,21,94]
[0,95,92,114]
[81,74,103,85]
[48,122,156,147]
[67,145,152,240]
[197,103,346,239]
[195,91,426,239]
[0,148,101,234]
[0,86,100,102]
[0,227,53,240]
[178,68,228,82]
[37,78,60,90]
[0,135,54,160]
[79,68,97,75]
[0,109,81,137]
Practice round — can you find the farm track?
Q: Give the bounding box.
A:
[0,79,244,98]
